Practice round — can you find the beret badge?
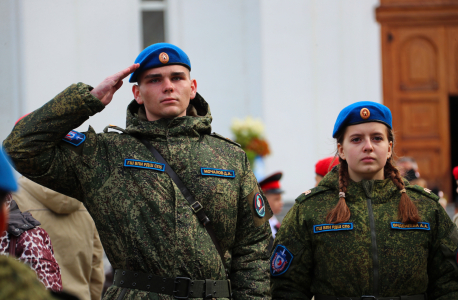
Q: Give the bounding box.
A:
[159,52,169,64]
[360,108,370,120]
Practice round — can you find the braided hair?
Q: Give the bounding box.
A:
[326,126,420,224]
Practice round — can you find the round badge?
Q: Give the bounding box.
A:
[159,52,169,64]
[360,108,370,120]
[253,193,266,218]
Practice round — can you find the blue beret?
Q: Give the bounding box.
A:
[0,148,17,193]
[129,43,191,83]
[332,101,392,138]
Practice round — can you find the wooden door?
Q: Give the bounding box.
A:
[382,25,452,196]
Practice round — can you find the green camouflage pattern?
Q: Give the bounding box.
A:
[271,166,458,299]
[0,255,56,300]
[4,83,272,299]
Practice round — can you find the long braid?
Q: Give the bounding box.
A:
[385,159,420,223]
[326,159,351,223]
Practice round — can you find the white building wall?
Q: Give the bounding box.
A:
[2,0,141,136]
[167,0,263,135]
[0,0,381,201]
[260,0,381,200]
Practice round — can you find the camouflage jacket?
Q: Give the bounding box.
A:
[0,255,57,300]
[270,166,458,299]
[4,83,272,300]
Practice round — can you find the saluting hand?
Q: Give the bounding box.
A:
[90,63,140,106]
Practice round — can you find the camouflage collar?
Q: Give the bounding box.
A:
[319,165,400,203]
[124,92,212,138]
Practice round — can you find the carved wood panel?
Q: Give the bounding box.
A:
[400,98,440,139]
[382,25,451,196]
[447,27,458,94]
[399,36,438,91]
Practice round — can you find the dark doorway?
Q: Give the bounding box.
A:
[449,97,458,206]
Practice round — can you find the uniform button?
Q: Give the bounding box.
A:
[122,271,126,275]
[120,280,124,285]
[146,285,150,289]
[148,275,152,280]
[132,282,136,287]
[161,287,165,292]
[134,273,138,277]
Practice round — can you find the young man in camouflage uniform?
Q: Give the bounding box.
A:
[4,43,272,300]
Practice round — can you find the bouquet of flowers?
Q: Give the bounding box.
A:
[231,116,270,168]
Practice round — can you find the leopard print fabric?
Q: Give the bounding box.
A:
[0,194,62,291]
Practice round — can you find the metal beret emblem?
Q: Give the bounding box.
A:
[360,108,370,120]
[159,52,169,64]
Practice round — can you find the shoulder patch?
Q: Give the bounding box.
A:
[62,130,86,146]
[406,185,439,202]
[210,132,241,147]
[271,245,294,276]
[103,124,128,134]
[296,186,331,204]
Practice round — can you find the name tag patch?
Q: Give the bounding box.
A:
[314,223,354,234]
[271,245,293,276]
[200,167,235,178]
[390,222,430,230]
[253,193,266,218]
[124,159,165,172]
[62,130,86,146]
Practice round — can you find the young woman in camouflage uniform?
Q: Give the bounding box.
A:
[270,102,458,299]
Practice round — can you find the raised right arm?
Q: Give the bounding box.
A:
[3,83,105,200]
[3,64,139,201]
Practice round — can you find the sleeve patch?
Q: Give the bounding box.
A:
[246,187,272,227]
[270,244,294,276]
[253,193,266,217]
[62,130,86,146]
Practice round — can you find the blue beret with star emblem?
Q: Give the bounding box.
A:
[332,101,392,138]
[129,43,191,83]
[0,148,17,193]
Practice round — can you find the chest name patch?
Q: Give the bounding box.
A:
[62,130,86,146]
[200,167,235,178]
[391,222,430,230]
[124,159,165,172]
[271,245,294,276]
[314,223,354,234]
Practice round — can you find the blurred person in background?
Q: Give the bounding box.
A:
[453,166,458,225]
[396,156,419,178]
[0,149,58,300]
[315,156,340,187]
[14,176,104,300]
[260,172,284,251]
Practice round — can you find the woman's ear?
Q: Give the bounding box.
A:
[337,143,346,160]
[387,141,393,159]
